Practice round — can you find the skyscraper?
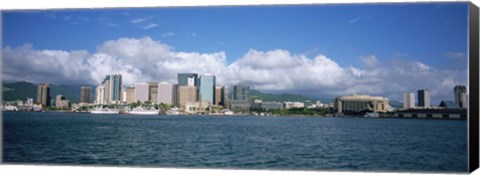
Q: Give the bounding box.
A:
[36,83,50,107]
[230,84,250,113]
[199,74,216,105]
[177,73,199,87]
[95,85,105,105]
[215,86,223,106]
[157,82,177,105]
[125,86,135,103]
[148,82,158,104]
[135,83,149,102]
[178,86,197,108]
[417,89,430,108]
[454,85,467,108]
[403,92,415,109]
[95,74,122,104]
[109,74,122,102]
[233,84,250,101]
[222,85,230,108]
[80,86,92,103]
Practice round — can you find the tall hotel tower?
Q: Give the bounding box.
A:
[417,89,430,108]
[403,92,415,109]
[95,74,122,104]
[453,85,467,108]
[199,74,216,105]
[80,86,92,103]
[36,83,51,107]
[177,73,199,87]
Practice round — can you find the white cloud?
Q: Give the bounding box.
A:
[162,32,175,37]
[348,16,371,24]
[142,23,158,29]
[63,15,72,20]
[359,55,378,70]
[130,18,148,24]
[348,17,362,24]
[44,13,56,19]
[2,37,467,103]
[106,22,120,27]
[444,52,466,59]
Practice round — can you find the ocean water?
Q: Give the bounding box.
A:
[2,112,468,172]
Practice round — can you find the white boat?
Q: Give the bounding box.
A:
[90,107,119,114]
[364,112,379,118]
[126,107,159,115]
[166,107,180,115]
[224,110,234,115]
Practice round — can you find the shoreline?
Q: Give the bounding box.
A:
[1,111,468,120]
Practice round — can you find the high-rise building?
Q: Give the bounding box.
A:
[417,89,430,108]
[177,73,199,87]
[215,86,223,106]
[36,83,51,108]
[80,86,92,103]
[222,85,230,108]
[403,92,415,109]
[199,74,216,105]
[233,84,250,101]
[95,85,105,105]
[135,83,149,102]
[148,82,158,104]
[109,74,122,102]
[157,82,177,105]
[95,74,122,104]
[230,84,250,113]
[125,86,135,103]
[178,86,197,108]
[454,85,467,108]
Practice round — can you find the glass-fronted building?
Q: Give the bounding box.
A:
[199,74,216,104]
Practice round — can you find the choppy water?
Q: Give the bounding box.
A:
[2,112,468,172]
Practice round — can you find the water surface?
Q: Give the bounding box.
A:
[2,112,468,172]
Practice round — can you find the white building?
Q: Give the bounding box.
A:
[403,92,415,109]
[27,98,34,106]
[157,82,177,105]
[135,83,149,102]
[284,101,305,109]
[95,85,105,105]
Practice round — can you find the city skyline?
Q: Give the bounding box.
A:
[2,2,469,104]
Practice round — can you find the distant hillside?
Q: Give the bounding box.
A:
[2,81,37,102]
[2,81,89,103]
[389,100,403,109]
[250,89,318,103]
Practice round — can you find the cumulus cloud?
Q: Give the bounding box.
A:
[2,44,92,85]
[142,23,159,29]
[359,55,378,70]
[2,37,467,103]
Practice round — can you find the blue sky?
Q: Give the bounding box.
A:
[1,2,469,102]
[3,3,468,67]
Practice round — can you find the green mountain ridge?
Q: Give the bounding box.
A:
[2,81,88,103]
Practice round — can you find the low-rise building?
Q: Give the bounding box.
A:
[284,101,305,109]
[334,95,389,114]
